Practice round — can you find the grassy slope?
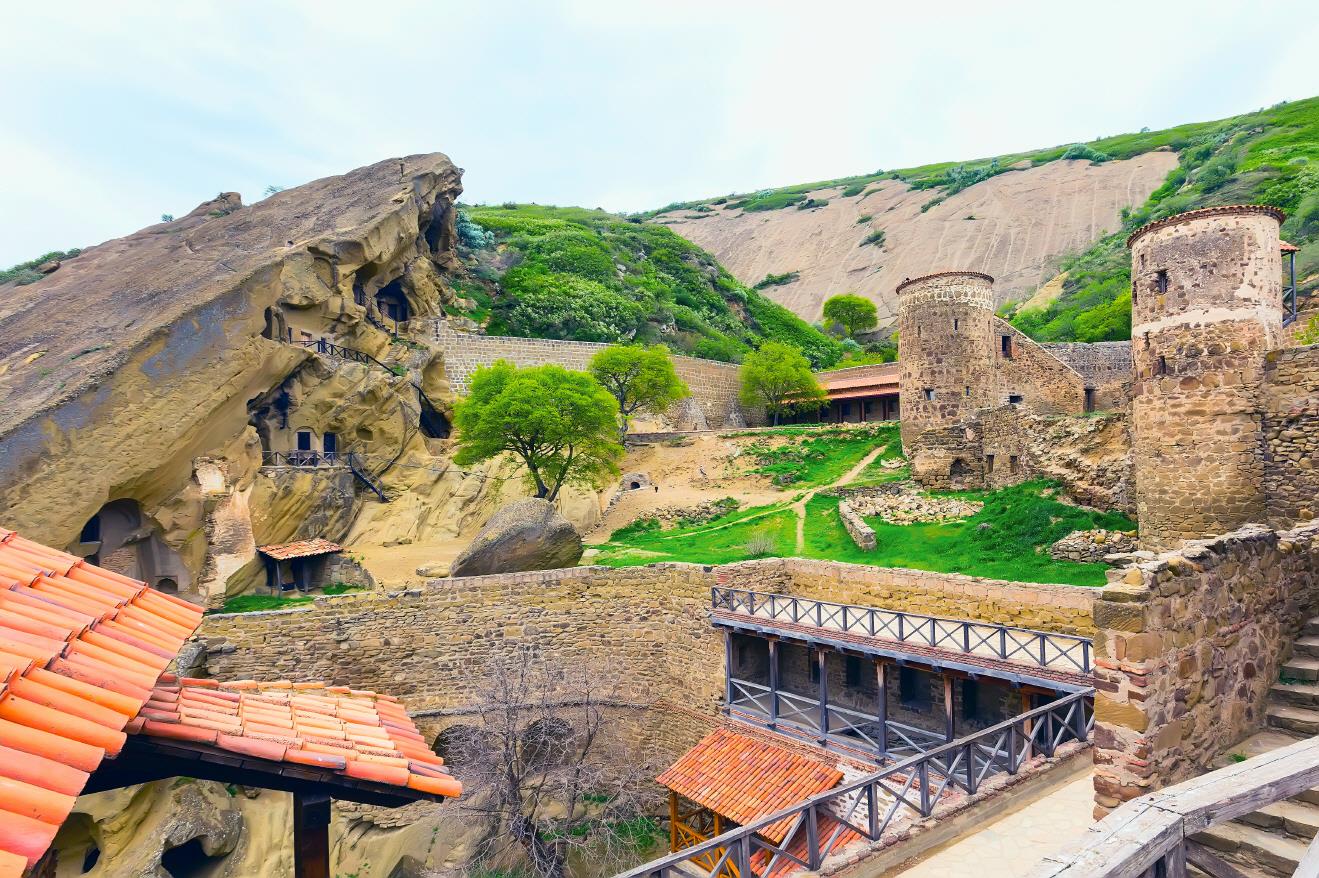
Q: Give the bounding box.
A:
[639,96,1319,343]
[734,423,901,487]
[455,204,843,367]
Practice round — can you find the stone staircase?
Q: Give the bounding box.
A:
[1191,616,1319,876]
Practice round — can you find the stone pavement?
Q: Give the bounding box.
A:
[889,773,1095,876]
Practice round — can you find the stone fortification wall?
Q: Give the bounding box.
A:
[718,558,1095,635]
[1041,341,1133,410]
[1128,206,1285,549]
[1089,521,1319,815]
[991,319,1087,414]
[1263,343,1319,526]
[432,322,761,428]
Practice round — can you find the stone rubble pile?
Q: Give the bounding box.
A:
[842,484,983,525]
[1048,528,1138,563]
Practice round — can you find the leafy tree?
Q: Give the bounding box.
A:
[822,293,878,338]
[454,361,623,501]
[588,345,690,438]
[739,341,827,425]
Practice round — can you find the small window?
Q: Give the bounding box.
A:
[1008,394,1023,405]
[1132,283,1138,306]
[810,657,820,684]
[295,430,313,452]
[1084,388,1096,413]
[845,656,861,687]
[953,318,959,331]
[964,386,971,397]
[1155,269,1169,295]
[985,454,995,474]
[962,680,980,720]
[322,432,338,455]
[899,667,930,710]
[1156,355,1168,377]
[923,388,935,401]
[1009,455,1021,474]
[1001,335,1014,359]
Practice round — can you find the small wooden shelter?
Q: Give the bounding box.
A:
[258,538,343,593]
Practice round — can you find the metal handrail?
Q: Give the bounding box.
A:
[712,587,1092,673]
[260,450,350,468]
[617,688,1094,878]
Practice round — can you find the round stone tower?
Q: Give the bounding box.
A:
[1127,205,1285,549]
[896,271,997,449]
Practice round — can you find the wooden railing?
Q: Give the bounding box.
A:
[618,689,1094,878]
[712,587,1093,674]
[1031,734,1319,877]
[259,450,389,502]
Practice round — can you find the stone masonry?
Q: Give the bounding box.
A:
[431,321,762,428]
[1263,343,1319,526]
[1089,521,1319,815]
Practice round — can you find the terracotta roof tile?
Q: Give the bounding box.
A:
[257,539,343,560]
[134,677,463,800]
[1281,240,1300,253]
[751,813,863,878]
[657,728,842,843]
[0,526,204,870]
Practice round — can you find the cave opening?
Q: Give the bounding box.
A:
[417,389,451,439]
[376,278,410,327]
[160,837,227,878]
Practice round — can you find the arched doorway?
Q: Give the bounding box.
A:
[76,499,192,597]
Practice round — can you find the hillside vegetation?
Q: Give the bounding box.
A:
[1004,97,1319,341]
[454,204,842,367]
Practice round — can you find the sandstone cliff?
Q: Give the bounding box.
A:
[654,152,1178,324]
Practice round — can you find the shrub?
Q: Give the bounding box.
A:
[745,529,777,558]
[0,248,81,286]
[855,214,873,224]
[796,198,829,210]
[860,229,887,248]
[754,271,800,289]
[456,209,495,250]
[841,184,865,197]
[1060,144,1111,164]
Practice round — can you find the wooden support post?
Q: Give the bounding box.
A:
[668,791,679,852]
[943,674,955,743]
[817,647,829,743]
[723,629,734,709]
[876,659,889,759]
[1021,690,1034,759]
[293,792,332,878]
[767,638,780,728]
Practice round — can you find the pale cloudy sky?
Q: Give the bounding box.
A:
[2,0,1316,265]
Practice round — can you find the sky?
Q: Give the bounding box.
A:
[2,1,1317,266]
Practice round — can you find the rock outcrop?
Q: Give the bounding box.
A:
[449,498,584,576]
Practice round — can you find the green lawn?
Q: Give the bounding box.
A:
[591,480,1133,586]
[211,582,364,614]
[736,423,901,488]
[802,484,1132,586]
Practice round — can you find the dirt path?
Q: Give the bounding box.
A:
[792,444,886,553]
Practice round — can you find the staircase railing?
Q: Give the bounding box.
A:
[616,689,1094,878]
[1030,734,1319,878]
[298,338,448,432]
[345,451,390,502]
[259,449,389,502]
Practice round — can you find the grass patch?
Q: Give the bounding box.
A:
[592,505,796,567]
[860,229,886,248]
[754,271,800,289]
[803,482,1132,586]
[743,423,899,488]
[212,583,364,614]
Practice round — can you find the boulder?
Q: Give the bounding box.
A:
[450,498,583,577]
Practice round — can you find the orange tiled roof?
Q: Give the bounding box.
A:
[127,677,462,799]
[1281,240,1300,253]
[257,538,343,560]
[751,813,864,878]
[656,728,842,843]
[0,527,204,873]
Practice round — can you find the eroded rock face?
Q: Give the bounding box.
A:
[449,498,583,577]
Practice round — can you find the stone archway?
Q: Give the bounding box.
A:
[76,499,193,598]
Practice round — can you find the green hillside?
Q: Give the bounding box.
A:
[642,96,1319,343]
[452,204,843,367]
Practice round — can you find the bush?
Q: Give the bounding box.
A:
[855,214,873,224]
[0,248,81,286]
[745,529,777,558]
[1060,144,1111,164]
[841,184,865,197]
[456,209,495,250]
[754,271,800,289]
[860,229,886,248]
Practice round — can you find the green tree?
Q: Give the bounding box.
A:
[588,345,690,439]
[739,341,827,426]
[822,294,878,338]
[454,361,623,501]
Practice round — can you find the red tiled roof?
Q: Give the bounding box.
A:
[657,728,842,843]
[257,539,343,560]
[127,677,461,799]
[0,527,204,873]
[1281,240,1300,253]
[816,364,900,398]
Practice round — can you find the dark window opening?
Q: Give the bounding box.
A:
[1156,355,1168,377]
[1084,388,1096,413]
[155,577,178,594]
[82,844,101,873]
[1131,283,1138,306]
[160,837,225,878]
[964,386,971,397]
[841,402,851,418]
[322,432,338,455]
[923,388,935,401]
[296,430,313,452]
[962,680,982,721]
[953,318,959,331]
[1155,269,1169,295]
[985,454,995,474]
[1008,394,1023,406]
[950,458,971,479]
[810,656,820,684]
[899,667,930,710]
[1009,455,1021,474]
[1001,335,1014,359]
[375,279,410,325]
[845,656,861,687]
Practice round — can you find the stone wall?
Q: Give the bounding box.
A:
[1041,341,1133,411]
[718,557,1096,635]
[1089,521,1319,815]
[838,501,877,551]
[1263,343,1319,526]
[431,321,761,428]
[992,318,1087,415]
